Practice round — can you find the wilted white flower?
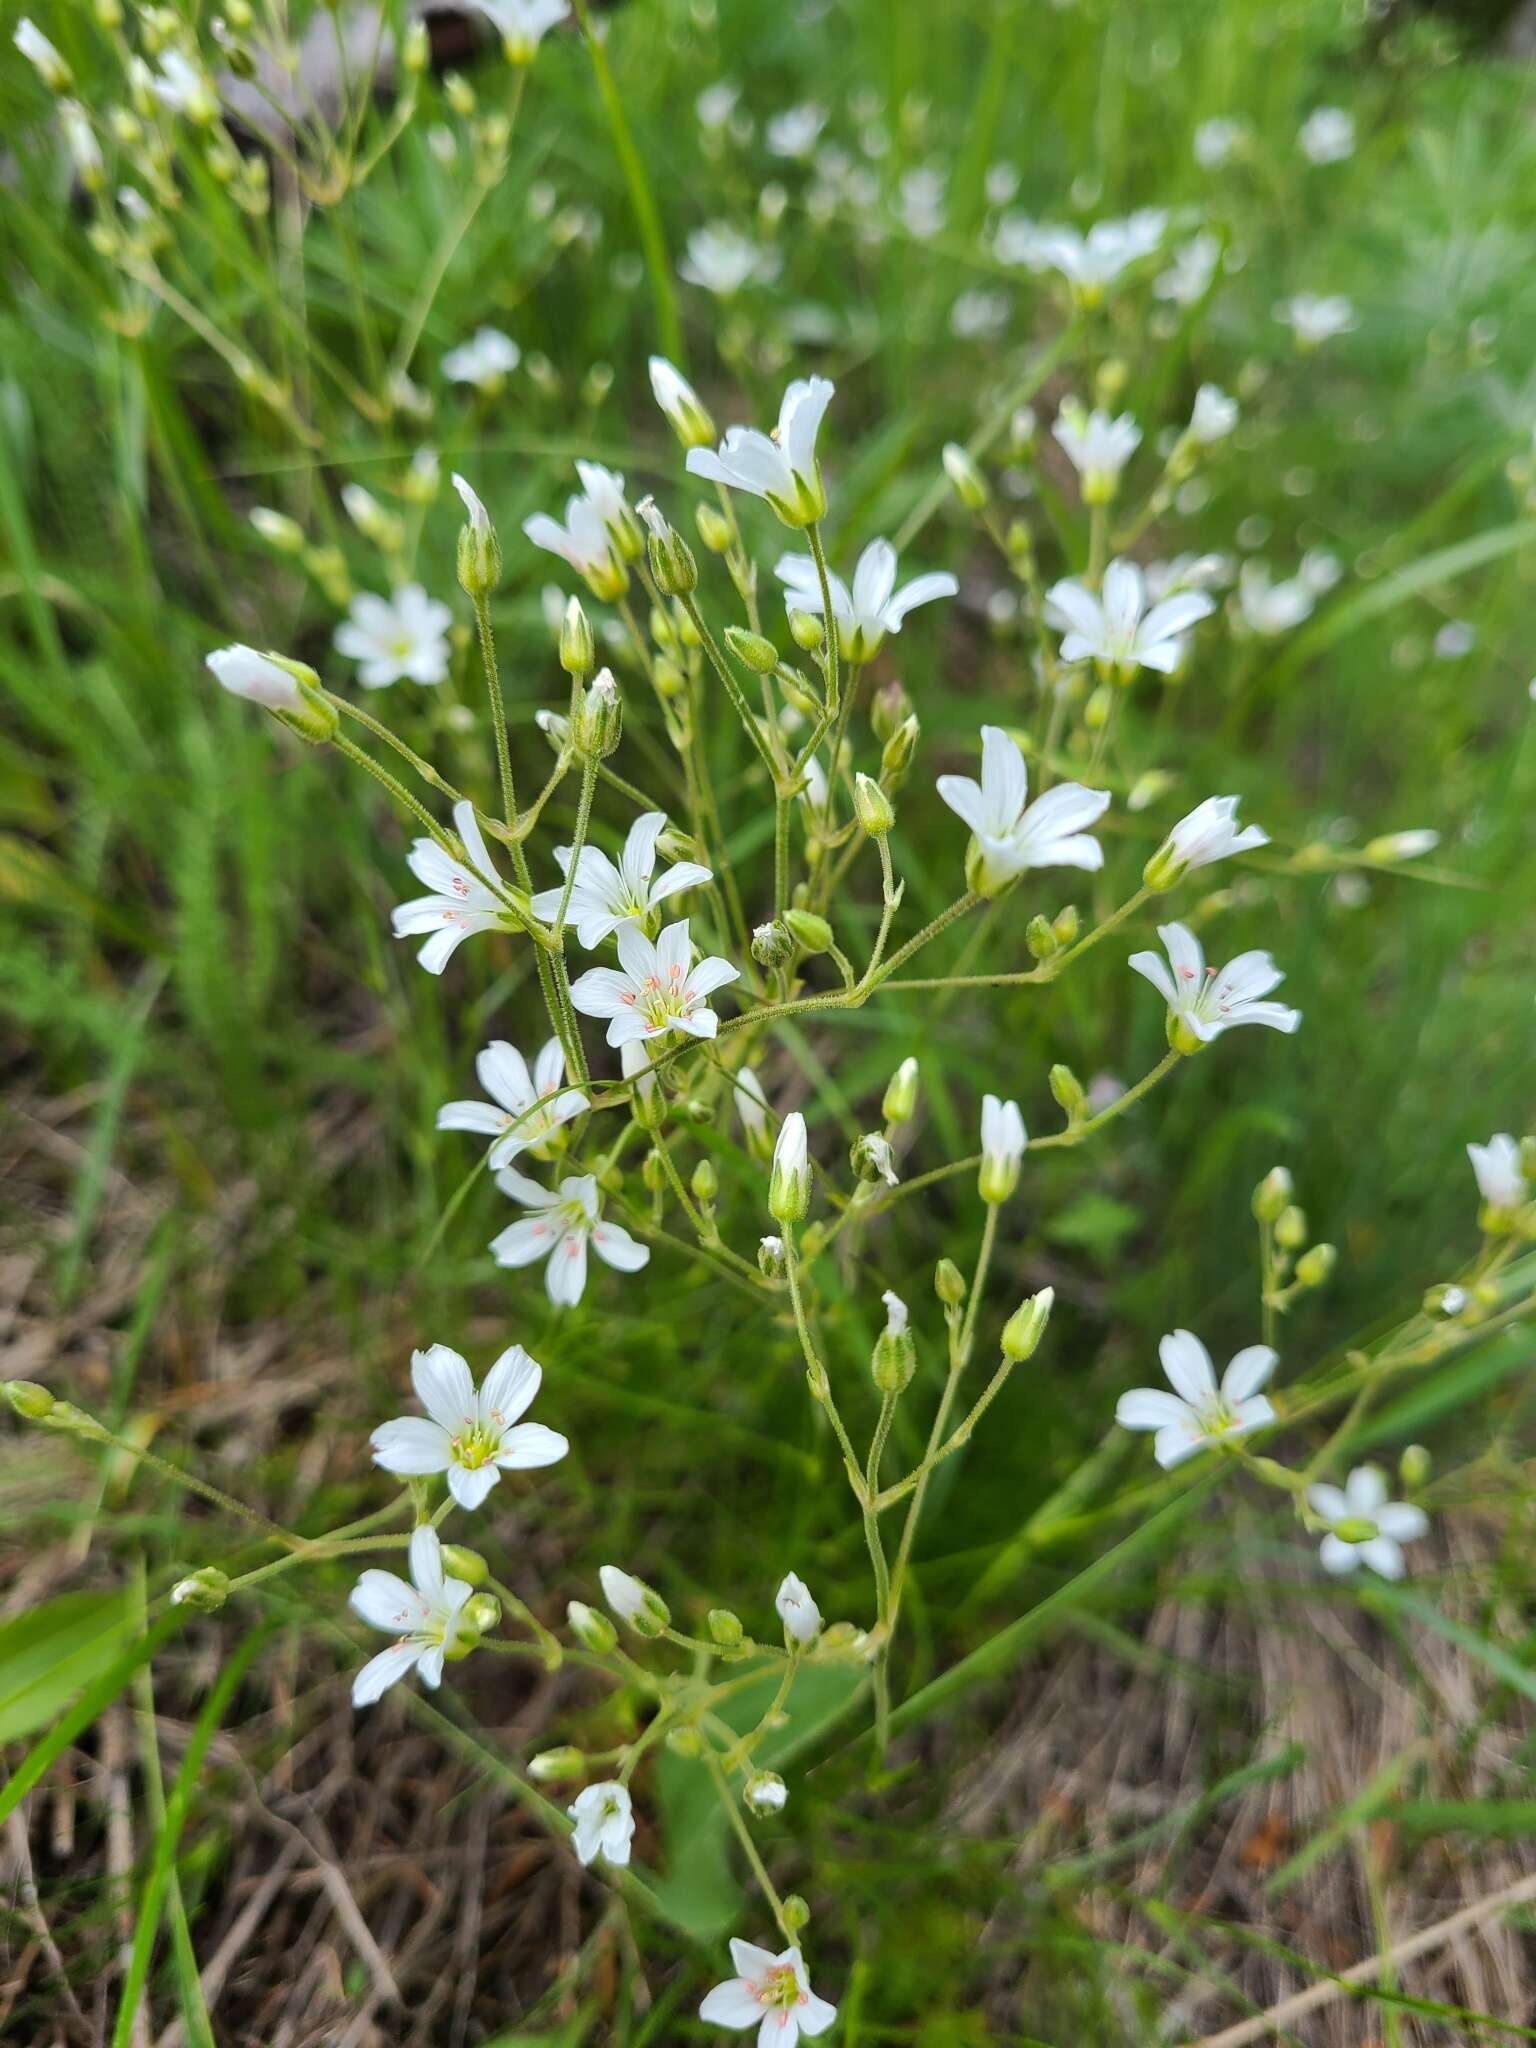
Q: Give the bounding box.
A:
[1275,293,1357,347]
[1146,796,1269,888]
[1308,1466,1427,1579]
[1116,1330,1278,1467]
[687,377,834,526]
[442,326,521,389]
[370,1343,567,1511]
[570,918,738,1046]
[775,1571,821,1644]
[774,538,956,662]
[206,645,303,711]
[15,17,70,91]
[1052,403,1141,502]
[437,1037,587,1166]
[349,1526,475,1707]
[492,1170,650,1305]
[1468,1134,1524,1215]
[1045,560,1215,677]
[334,585,453,689]
[1193,116,1245,167]
[700,1941,837,2043]
[1236,561,1315,637]
[1298,107,1355,164]
[391,799,511,975]
[1129,922,1301,1046]
[766,102,826,158]
[1154,232,1220,306]
[936,724,1109,894]
[567,1781,635,1867]
[467,0,570,62]
[530,811,712,948]
[679,222,780,296]
[978,1094,1026,1204]
[1188,384,1238,444]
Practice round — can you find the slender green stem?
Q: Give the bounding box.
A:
[472,591,520,843]
[783,1227,867,1498]
[704,1746,796,1947]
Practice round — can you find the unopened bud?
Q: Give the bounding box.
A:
[598,1565,670,1636]
[170,1567,229,1611]
[250,506,305,552]
[1252,1167,1293,1223]
[935,1257,967,1307]
[691,1158,718,1204]
[708,1607,744,1647]
[768,1113,811,1224]
[1052,904,1080,947]
[871,680,913,743]
[1001,1287,1054,1361]
[752,920,795,969]
[744,1771,787,1816]
[1049,1064,1086,1120]
[528,1746,584,1781]
[440,1543,489,1585]
[882,1056,919,1125]
[758,1234,786,1279]
[880,713,919,787]
[666,1724,705,1757]
[1026,914,1058,961]
[566,1599,618,1653]
[788,608,824,652]
[784,908,834,955]
[638,498,698,596]
[462,1592,501,1636]
[871,1290,915,1392]
[1399,1444,1431,1489]
[1274,1205,1307,1251]
[1423,1282,1468,1318]
[716,624,775,674]
[853,773,894,836]
[573,669,622,759]
[942,441,989,510]
[687,505,729,556]
[782,1895,811,1933]
[1294,1243,1335,1288]
[560,595,595,675]
[5,1379,56,1420]
[452,473,501,596]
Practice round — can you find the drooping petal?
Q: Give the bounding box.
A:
[1159,1329,1217,1404]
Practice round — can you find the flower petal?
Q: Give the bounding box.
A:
[370,1417,453,1476]
[495,1422,570,1468]
[412,1345,477,1434]
[1159,1329,1217,1404]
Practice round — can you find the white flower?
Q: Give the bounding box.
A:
[979,1093,1026,1204]
[696,82,740,132]
[687,377,834,527]
[1366,829,1440,863]
[1009,210,1166,296]
[1308,1465,1426,1578]
[437,1037,587,1167]
[206,644,303,711]
[1468,1133,1524,1215]
[766,103,826,159]
[1194,116,1245,167]
[523,492,627,600]
[491,1170,649,1306]
[679,223,780,296]
[774,538,956,662]
[1301,548,1344,595]
[700,1941,837,2044]
[936,724,1109,894]
[334,585,453,689]
[391,798,511,975]
[598,1564,656,1626]
[1147,796,1269,887]
[1298,107,1355,164]
[1116,1330,1279,1468]
[881,1289,908,1336]
[1052,403,1141,502]
[1188,384,1238,444]
[769,1111,811,1222]
[442,326,521,389]
[349,1526,475,1707]
[1154,232,1220,305]
[58,100,103,184]
[1129,922,1301,1046]
[775,1572,821,1645]
[648,355,716,449]
[897,165,947,238]
[15,17,70,90]
[1237,561,1315,637]
[950,289,1010,340]
[1045,560,1216,677]
[530,811,712,948]
[573,461,640,558]
[468,0,570,61]
[570,918,739,1046]
[1275,293,1357,347]
[150,51,218,122]
[567,1781,635,1867]
[370,1343,567,1511]
[732,1067,770,1141]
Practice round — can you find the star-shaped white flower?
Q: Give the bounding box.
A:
[774,538,957,662]
[1298,107,1355,164]
[442,326,521,388]
[1274,293,1357,347]
[491,1170,649,1306]
[568,1780,635,1865]
[436,1036,587,1166]
[529,811,713,949]
[1188,383,1238,444]
[1115,1329,1278,1467]
[686,377,835,527]
[1003,210,1165,297]
[570,918,739,1047]
[1045,560,1215,676]
[679,222,781,296]
[1052,403,1141,501]
[349,1526,475,1707]
[700,1940,838,2045]
[391,799,512,975]
[1308,1464,1426,1579]
[936,724,1109,895]
[523,491,627,600]
[1146,796,1269,888]
[1154,232,1220,305]
[467,0,570,61]
[334,585,453,689]
[370,1343,568,1511]
[1468,1133,1524,1214]
[1129,922,1301,1046]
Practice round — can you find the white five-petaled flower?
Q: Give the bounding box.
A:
[370,1342,568,1511]
[529,811,713,949]
[206,644,303,711]
[775,1571,821,1645]
[1236,561,1315,637]
[1308,1465,1427,1579]
[1001,210,1166,297]
[700,1940,838,2045]
[570,918,739,1046]
[1468,1133,1524,1215]
[334,585,453,689]
[1147,796,1269,888]
[1129,922,1301,1047]
[523,492,628,600]
[392,798,511,975]
[1052,403,1141,502]
[937,724,1109,895]
[1298,107,1355,164]
[679,222,781,296]
[567,1781,635,1867]
[1154,232,1220,306]
[1044,560,1216,677]
[774,538,957,663]
[1194,116,1245,167]
[1188,384,1238,444]
[979,1093,1026,1204]
[491,1170,649,1306]
[442,326,521,388]
[1275,293,1357,347]
[436,1037,588,1166]
[687,377,834,527]
[349,1526,475,1707]
[467,0,570,61]
[1116,1330,1279,1468]
[766,102,826,159]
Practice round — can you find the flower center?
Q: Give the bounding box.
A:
[757,1966,805,2013]
[452,1422,498,1469]
[626,967,691,1031]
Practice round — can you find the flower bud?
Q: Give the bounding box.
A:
[784,908,833,955]
[528,1746,584,1781]
[871,680,913,743]
[783,1895,811,1933]
[402,19,429,70]
[462,1592,501,1637]
[567,1599,619,1653]
[1275,1205,1307,1251]
[1363,830,1439,865]
[691,1158,718,1204]
[452,473,501,597]
[942,441,990,510]
[1001,1286,1054,1361]
[648,356,716,450]
[775,1571,821,1645]
[250,506,305,552]
[788,608,824,652]
[882,1056,919,1125]
[769,1113,811,1223]
[1423,1282,1468,1318]
[206,646,337,744]
[1399,1444,1432,1489]
[708,1607,744,1647]
[1252,1167,1293,1223]
[1049,1064,1086,1120]
[851,1133,898,1186]
[1026,914,1058,960]
[641,1148,667,1195]
[440,1543,489,1585]
[871,1290,916,1393]
[751,920,795,969]
[170,1567,229,1611]
[560,595,595,676]
[1052,904,1080,948]
[695,503,733,552]
[978,1095,1026,1205]
[445,70,476,114]
[744,1771,787,1817]
[853,773,894,837]
[665,1724,705,1757]
[1294,1243,1335,1288]
[935,1257,966,1307]
[598,1565,670,1636]
[653,655,687,700]
[880,713,920,788]
[4,1379,56,1420]
[725,625,780,674]
[572,669,622,760]
[638,497,698,596]
[758,1234,785,1279]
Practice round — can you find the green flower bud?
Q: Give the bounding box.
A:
[1252,1167,1293,1223]
[665,1723,704,1757]
[935,1257,967,1307]
[744,1771,787,1816]
[453,477,502,597]
[1294,1243,1336,1288]
[881,1056,919,1126]
[942,441,990,510]
[724,625,781,674]
[1422,1282,1469,1319]
[572,669,622,760]
[462,1592,501,1637]
[599,1565,670,1635]
[758,1234,786,1279]
[695,503,733,552]
[639,499,698,596]
[871,680,913,743]
[170,1567,230,1611]
[1052,904,1080,948]
[4,1380,56,1421]
[768,1114,811,1225]
[402,19,429,70]
[708,1607,744,1647]
[880,713,920,788]
[871,1292,916,1393]
[1049,1064,1086,1120]
[751,920,795,970]
[782,1895,811,1934]
[440,1544,489,1585]
[1001,1286,1054,1361]
[560,595,595,676]
[788,608,824,652]
[784,908,834,955]
[1399,1444,1431,1489]
[250,506,305,552]
[528,1746,584,1781]
[1275,1205,1307,1251]
[566,1600,618,1653]
[1026,914,1058,960]
[853,773,894,837]
[691,1158,718,1204]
